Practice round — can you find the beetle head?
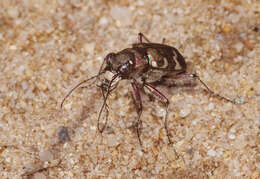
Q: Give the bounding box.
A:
[103,51,135,78]
[61,50,135,108]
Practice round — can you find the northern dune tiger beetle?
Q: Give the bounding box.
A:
[61,33,242,156]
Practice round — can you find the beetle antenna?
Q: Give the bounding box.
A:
[61,72,105,109]
[97,74,119,132]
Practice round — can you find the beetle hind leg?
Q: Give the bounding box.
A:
[190,73,241,104]
[144,83,179,158]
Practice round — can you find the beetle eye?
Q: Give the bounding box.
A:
[118,60,134,77]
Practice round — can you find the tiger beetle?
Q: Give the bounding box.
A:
[61,33,243,156]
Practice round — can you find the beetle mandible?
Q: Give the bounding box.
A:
[61,33,241,155]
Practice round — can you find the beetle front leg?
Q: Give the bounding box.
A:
[144,83,179,158]
[97,85,110,132]
[131,82,144,151]
[95,79,120,132]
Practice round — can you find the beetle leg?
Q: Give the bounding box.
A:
[190,73,240,104]
[98,83,112,132]
[97,74,119,133]
[131,82,144,151]
[97,78,120,133]
[161,37,166,44]
[144,83,179,158]
[160,73,240,104]
[138,32,151,43]
[158,72,196,87]
[138,32,166,44]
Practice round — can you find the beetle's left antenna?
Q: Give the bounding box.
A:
[61,72,104,109]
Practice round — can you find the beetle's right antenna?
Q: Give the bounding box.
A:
[61,72,105,109]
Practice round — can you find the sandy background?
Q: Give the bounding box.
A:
[0,0,259,178]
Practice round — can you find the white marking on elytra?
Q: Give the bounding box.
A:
[173,50,181,70]
[161,57,168,68]
[151,61,158,67]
